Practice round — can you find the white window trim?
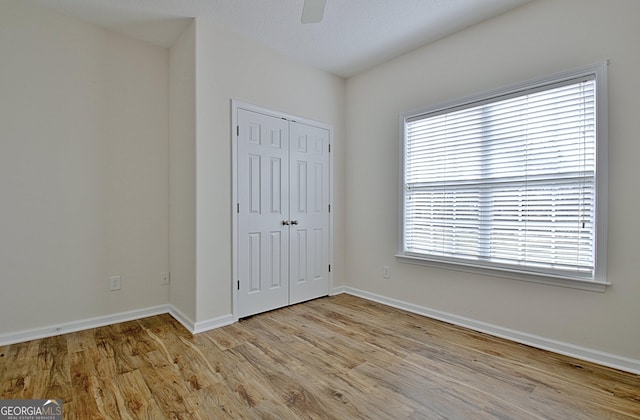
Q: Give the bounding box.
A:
[397,62,609,292]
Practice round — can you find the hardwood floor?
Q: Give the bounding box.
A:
[1,294,639,419]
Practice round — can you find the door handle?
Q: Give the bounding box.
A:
[291,219,299,225]
[282,220,290,226]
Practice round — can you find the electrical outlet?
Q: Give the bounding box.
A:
[160,272,170,285]
[383,266,390,279]
[110,275,121,291]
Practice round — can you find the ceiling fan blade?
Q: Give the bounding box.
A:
[301,0,326,24]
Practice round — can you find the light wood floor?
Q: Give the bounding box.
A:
[1,294,638,419]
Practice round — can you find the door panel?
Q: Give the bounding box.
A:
[237,109,290,318]
[289,122,330,304]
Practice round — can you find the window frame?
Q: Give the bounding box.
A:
[397,62,609,292]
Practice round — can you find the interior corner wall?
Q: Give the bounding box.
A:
[344,0,640,361]
[192,19,346,323]
[168,20,197,323]
[0,0,169,334]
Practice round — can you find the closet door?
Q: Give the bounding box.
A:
[237,109,290,318]
[235,104,331,318]
[289,121,330,304]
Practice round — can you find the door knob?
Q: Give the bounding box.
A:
[282,220,290,226]
[291,219,299,225]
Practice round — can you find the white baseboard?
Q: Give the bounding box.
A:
[330,285,348,295]
[168,305,234,334]
[0,304,236,346]
[334,286,640,375]
[193,314,234,334]
[0,304,170,346]
[168,305,196,332]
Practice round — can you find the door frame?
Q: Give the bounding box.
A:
[231,100,334,321]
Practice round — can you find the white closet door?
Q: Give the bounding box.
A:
[235,105,331,318]
[237,109,290,318]
[289,121,330,304]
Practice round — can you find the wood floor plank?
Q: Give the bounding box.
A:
[113,369,165,419]
[187,384,245,419]
[0,294,638,419]
[34,335,71,402]
[66,329,98,354]
[0,340,40,399]
[68,350,103,420]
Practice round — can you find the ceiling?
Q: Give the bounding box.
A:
[23,0,533,78]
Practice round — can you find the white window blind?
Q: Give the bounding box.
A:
[400,64,607,284]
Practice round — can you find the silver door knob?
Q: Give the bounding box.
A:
[282,220,290,226]
[291,219,299,225]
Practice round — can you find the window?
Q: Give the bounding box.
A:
[399,63,608,290]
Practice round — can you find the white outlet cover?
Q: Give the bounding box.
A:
[110,275,121,291]
[160,272,170,285]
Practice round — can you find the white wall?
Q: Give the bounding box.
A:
[345,0,640,361]
[0,0,169,334]
[191,19,346,323]
[169,21,197,323]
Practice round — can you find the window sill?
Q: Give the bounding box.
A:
[395,254,610,292]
